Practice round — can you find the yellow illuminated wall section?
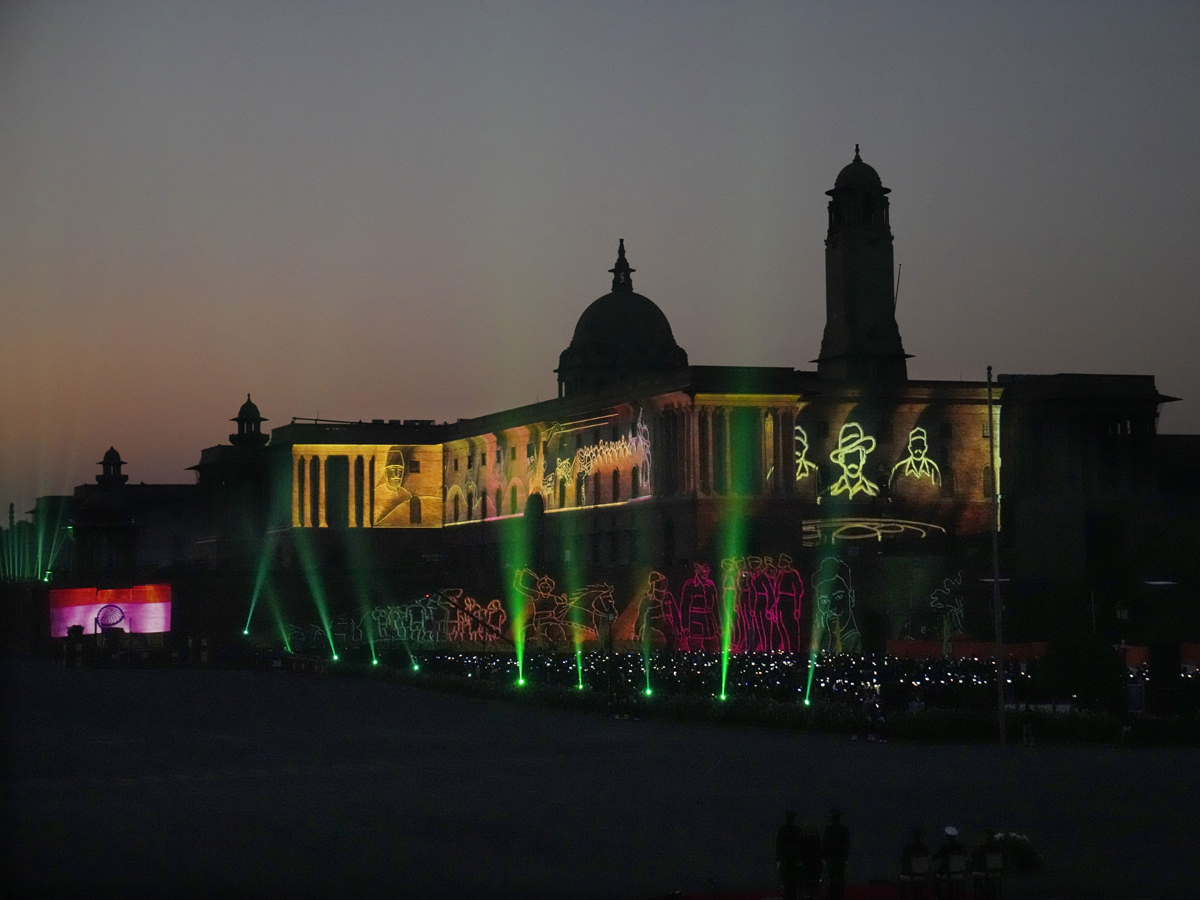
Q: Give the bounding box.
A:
[291,444,444,528]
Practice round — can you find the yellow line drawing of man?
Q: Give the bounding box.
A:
[374,446,413,526]
[889,427,941,489]
[828,422,879,498]
[795,425,819,482]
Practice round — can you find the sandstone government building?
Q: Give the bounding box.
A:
[33,151,1199,652]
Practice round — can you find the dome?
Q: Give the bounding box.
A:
[235,394,265,423]
[556,241,688,397]
[831,145,888,193]
[100,447,124,467]
[571,290,678,349]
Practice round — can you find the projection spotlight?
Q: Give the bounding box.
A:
[644,688,653,697]
[332,654,339,662]
[517,678,526,687]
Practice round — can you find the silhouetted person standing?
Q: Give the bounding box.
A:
[776,809,803,900]
[798,822,823,899]
[900,827,929,899]
[823,808,850,900]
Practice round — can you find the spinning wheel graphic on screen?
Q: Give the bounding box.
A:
[94,604,125,634]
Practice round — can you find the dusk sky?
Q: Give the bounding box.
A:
[3,1,1198,515]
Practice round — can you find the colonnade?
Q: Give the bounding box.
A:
[292,452,376,528]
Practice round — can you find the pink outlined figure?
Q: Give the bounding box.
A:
[774,554,804,653]
[720,559,745,654]
[518,569,572,643]
[746,556,774,652]
[681,562,718,651]
[484,599,507,639]
[760,556,786,653]
[636,571,677,647]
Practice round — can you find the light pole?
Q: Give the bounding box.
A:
[987,366,1005,744]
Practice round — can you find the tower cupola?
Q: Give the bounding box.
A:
[229,394,269,449]
[817,146,910,382]
[96,447,129,487]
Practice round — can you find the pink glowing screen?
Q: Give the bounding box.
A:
[49,584,172,637]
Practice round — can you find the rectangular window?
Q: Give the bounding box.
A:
[940,423,953,441]
[409,459,421,474]
[496,448,502,464]
[510,447,517,461]
[454,458,459,472]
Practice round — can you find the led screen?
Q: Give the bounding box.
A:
[49,584,172,637]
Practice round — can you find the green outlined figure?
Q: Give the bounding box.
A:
[889,426,941,489]
[828,423,879,498]
[794,425,819,482]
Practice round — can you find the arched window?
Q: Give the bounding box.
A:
[479,492,487,520]
[593,471,600,506]
[466,491,474,521]
[495,487,503,517]
[612,469,620,503]
[453,494,460,523]
[631,465,640,499]
[510,485,518,514]
[409,496,422,525]
[576,472,585,506]
[558,477,565,509]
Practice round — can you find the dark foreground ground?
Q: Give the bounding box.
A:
[3,653,1197,899]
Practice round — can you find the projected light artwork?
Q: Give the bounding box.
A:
[794,425,819,483]
[290,443,443,528]
[813,558,860,654]
[48,584,172,637]
[890,427,941,488]
[827,423,879,498]
[801,517,946,546]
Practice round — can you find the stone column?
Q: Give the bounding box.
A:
[292,454,302,527]
[318,454,328,528]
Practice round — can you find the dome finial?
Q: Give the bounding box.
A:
[854,143,861,161]
[608,238,635,292]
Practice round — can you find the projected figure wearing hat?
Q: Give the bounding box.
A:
[828,423,879,498]
[889,426,941,489]
[795,425,819,484]
[375,446,414,527]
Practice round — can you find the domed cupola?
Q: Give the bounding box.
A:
[556,240,688,397]
[229,394,269,449]
[817,145,910,382]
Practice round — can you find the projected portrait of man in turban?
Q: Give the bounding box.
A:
[828,422,879,498]
[374,446,414,527]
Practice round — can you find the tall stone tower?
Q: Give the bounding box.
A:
[817,146,909,382]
